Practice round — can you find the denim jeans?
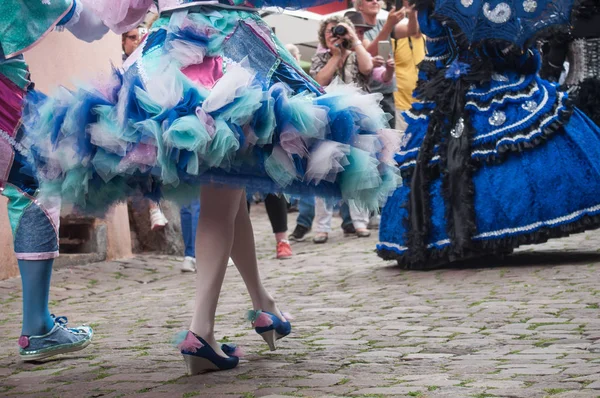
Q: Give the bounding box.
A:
[296,197,352,230]
[180,200,200,258]
[296,197,315,229]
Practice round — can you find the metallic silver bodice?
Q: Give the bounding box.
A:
[565,38,600,86]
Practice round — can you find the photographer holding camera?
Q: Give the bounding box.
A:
[310,15,373,91]
[303,16,374,244]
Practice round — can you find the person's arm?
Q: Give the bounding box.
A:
[314,54,343,86]
[80,0,154,33]
[60,0,109,42]
[383,57,395,82]
[334,23,373,76]
[365,8,405,57]
[394,6,420,39]
[354,41,374,76]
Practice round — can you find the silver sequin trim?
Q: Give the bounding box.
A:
[404,110,429,121]
[492,73,509,82]
[0,129,27,155]
[523,0,537,12]
[489,110,507,126]
[483,2,512,24]
[522,100,538,112]
[424,54,450,62]
[461,0,473,7]
[450,118,465,138]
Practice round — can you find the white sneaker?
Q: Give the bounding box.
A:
[180,256,196,272]
[367,215,381,230]
[150,208,168,230]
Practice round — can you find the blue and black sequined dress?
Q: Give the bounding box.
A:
[377,0,600,269]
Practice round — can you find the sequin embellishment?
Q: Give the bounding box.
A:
[489,110,507,126]
[492,73,509,82]
[523,0,537,12]
[483,2,512,24]
[450,118,465,138]
[522,100,538,112]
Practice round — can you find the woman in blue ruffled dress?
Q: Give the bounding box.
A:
[28,0,399,373]
[377,0,600,269]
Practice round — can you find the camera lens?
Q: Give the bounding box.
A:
[332,25,348,37]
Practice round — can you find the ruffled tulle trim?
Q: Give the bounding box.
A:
[377,208,600,270]
[26,59,398,214]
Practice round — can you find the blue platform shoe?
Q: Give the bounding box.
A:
[176,331,241,375]
[247,310,292,351]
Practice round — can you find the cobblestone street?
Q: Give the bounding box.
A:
[1,205,600,398]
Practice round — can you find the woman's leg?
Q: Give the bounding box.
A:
[180,204,195,258]
[149,200,168,230]
[349,201,371,237]
[189,185,244,357]
[313,197,333,243]
[18,260,55,336]
[264,194,288,241]
[230,193,285,321]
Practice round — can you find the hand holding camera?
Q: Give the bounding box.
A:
[331,23,360,52]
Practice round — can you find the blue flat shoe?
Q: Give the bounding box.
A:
[176,331,240,375]
[247,310,292,351]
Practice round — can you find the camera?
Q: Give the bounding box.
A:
[331,25,351,50]
[332,25,348,37]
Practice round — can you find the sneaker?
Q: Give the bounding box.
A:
[288,225,310,242]
[342,224,356,236]
[150,208,168,230]
[19,316,93,361]
[356,229,371,238]
[276,240,293,259]
[313,233,328,244]
[181,256,196,272]
[367,215,381,230]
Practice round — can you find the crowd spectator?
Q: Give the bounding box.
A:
[308,15,373,243]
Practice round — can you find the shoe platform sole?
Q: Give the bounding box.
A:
[20,337,92,362]
[184,354,221,375]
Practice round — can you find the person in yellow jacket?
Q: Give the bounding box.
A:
[392,2,425,131]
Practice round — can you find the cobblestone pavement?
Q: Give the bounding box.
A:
[1,205,600,398]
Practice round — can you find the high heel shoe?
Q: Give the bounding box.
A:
[247,310,292,351]
[175,331,241,375]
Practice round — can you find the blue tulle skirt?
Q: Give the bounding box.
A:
[25,7,398,215]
